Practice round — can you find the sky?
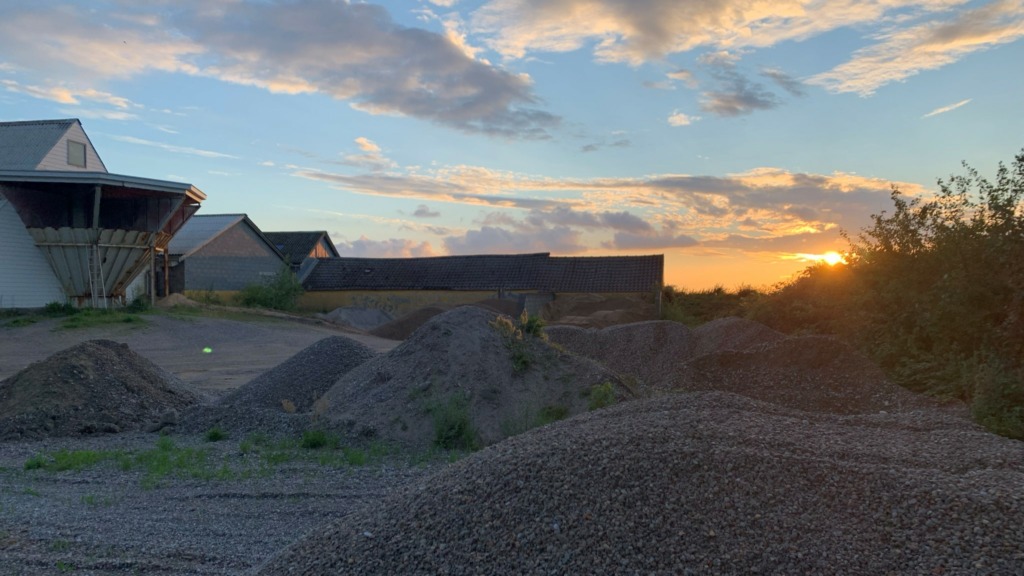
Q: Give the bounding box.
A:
[1,0,1022,290]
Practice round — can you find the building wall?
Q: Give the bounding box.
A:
[179,223,283,291]
[0,194,67,308]
[36,123,106,172]
[298,290,502,316]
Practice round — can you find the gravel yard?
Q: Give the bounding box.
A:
[1,309,1022,575]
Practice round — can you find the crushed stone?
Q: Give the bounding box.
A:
[258,390,1024,575]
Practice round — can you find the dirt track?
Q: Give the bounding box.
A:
[0,311,399,395]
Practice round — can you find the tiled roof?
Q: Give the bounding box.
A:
[303,253,663,293]
[167,214,246,257]
[264,231,337,263]
[0,119,76,170]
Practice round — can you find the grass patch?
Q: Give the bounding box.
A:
[587,381,617,410]
[300,429,340,450]
[59,309,146,330]
[429,393,479,451]
[204,427,228,442]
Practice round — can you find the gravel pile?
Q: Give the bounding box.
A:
[321,306,628,451]
[546,320,695,389]
[258,390,1024,575]
[688,316,785,358]
[676,334,940,414]
[218,336,377,412]
[0,340,198,440]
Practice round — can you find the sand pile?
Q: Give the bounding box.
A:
[320,306,629,451]
[258,391,1024,575]
[0,340,198,440]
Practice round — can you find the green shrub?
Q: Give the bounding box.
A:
[300,429,339,450]
[235,265,304,311]
[204,427,227,442]
[588,382,617,410]
[42,301,77,317]
[431,393,479,451]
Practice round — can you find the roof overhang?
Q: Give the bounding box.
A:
[0,169,206,202]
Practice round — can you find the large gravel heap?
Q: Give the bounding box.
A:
[320,306,628,450]
[548,317,938,415]
[258,391,1024,575]
[0,340,197,440]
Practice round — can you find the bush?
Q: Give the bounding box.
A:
[431,393,478,451]
[588,381,617,410]
[204,427,227,442]
[752,149,1024,438]
[235,266,304,311]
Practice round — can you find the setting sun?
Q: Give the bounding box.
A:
[821,251,846,266]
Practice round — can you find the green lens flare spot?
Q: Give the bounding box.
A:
[202,347,213,354]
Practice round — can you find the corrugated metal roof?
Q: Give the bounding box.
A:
[0,119,77,170]
[166,214,246,258]
[303,253,663,293]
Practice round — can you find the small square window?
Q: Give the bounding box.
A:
[68,140,86,168]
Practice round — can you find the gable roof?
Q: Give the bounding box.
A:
[264,231,340,263]
[0,119,106,172]
[303,253,663,293]
[167,213,282,260]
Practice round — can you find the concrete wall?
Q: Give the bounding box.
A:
[0,194,67,308]
[179,223,283,291]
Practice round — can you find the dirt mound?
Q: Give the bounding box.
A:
[546,321,695,389]
[218,336,377,412]
[320,306,629,451]
[677,335,938,414]
[0,340,198,440]
[259,391,1023,575]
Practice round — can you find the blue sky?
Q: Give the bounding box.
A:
[2,0,1022,288]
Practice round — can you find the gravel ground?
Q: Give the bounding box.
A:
[0,432,443,576]
[260,391,1024,575]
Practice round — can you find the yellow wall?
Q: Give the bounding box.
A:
[297,290,501,317]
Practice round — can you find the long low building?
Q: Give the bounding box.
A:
[298,252,664,317]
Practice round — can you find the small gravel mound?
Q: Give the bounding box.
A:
[546,320,694,390]
[258,391,1024,575]
[0,340,198,440]
[369,306,448,340]
[218,336,377,412]
[689,315,785,358]
[320,306,629,451]
[677,334,939,414]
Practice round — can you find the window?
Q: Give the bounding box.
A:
[68,140,86,168]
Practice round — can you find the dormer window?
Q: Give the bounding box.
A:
[68,140,86,168]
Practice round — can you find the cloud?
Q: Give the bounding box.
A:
[1,79,139,109]
[443,225,586,254]
[471,0,976,65]
[58,108,138,121]
[335,236,437,257]
[760,68,806,97]
[922,98,972,118]
[413,204,441,218]
[604,230,698,250]
[667,69,698,88]
[109,135,239,159]
[668,110,699,126]
[339,137,396,170]
[580,137,631,152]
[809,0,1024,95]
[0,1,559,139]
[699,54,781,116]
